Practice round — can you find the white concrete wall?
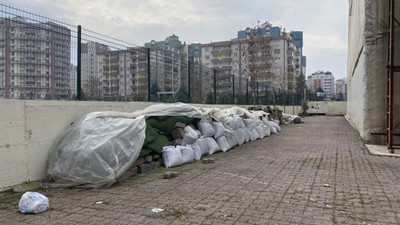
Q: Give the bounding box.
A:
[306,101,347,116]
[0,100,343,190]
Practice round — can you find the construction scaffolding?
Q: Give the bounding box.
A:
[387,0,400,152]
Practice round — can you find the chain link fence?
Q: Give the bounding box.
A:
[0,3,301,105]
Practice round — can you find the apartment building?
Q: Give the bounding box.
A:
[335,78,347,100]
[201,22,303,100]
[81,42,109,99]
[0,17,71,99]
[306,71,335,98]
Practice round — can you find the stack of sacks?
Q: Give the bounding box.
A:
[197,119,221,154]
[162,146,184,168]
[212,121,230,152]
[262,118,281,134]
[243,118,261,141]
[162,145,196,168]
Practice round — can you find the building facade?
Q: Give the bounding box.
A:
[0,17,71,99]
[335,78,347,100]
[306,71,335,99]
[201,22,304,102]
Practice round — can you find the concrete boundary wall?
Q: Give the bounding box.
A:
[0,100,343,190]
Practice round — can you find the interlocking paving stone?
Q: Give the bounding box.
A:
[1,116,400,224]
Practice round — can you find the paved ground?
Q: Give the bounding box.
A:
[1,116,400,225]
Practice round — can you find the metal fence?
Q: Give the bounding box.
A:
[0,3,302,105]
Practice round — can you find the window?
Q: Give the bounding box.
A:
[274,49,280,54]
[205,55,210,59]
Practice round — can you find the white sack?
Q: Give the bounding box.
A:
[225,130,239,148]
[243,118,258,130]
[216,136,230,152]
[189,143,202,161]
[162,146,183,168]
[236,128,246,145]
[197,120,215,137]
[212,121,225,139]
[206,137,221,154]
[177,145,194,164]
[182,126,199,145]
[267,121,280,133]
[196,137,209,156]
[226,116,236,130]
[255,126,266,138]
[234,115,246,129]
[271,126,278,134]
[262,124,271,137]
[251,129,260,140]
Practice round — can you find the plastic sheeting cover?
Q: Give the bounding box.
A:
[47,112,146,188]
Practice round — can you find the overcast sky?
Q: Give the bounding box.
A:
[4,0,348,79]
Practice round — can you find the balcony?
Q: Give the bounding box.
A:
[211,58,232,64]
[211,48,231,55]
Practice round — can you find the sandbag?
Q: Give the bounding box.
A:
[216,136,230,152]
[267,120,281,133]
[212,121,225,139]
[19,191,49,214]
[226,116,236,130]
[189,143,202,161]
[255,126,265,138]
[206,137,221,154]
[182,126,199,145]
[251,129,260,140]
[196,137,209,156]
[243,118,258,130]
[197,119,215,137]
[271,126,278,134]
[177,145,194,164]
[225,130,239,149]
[236,128,246,145]
[234,115,245,129]
[162,146,183,168]
[246,128,255,141]
[262,124,271,137]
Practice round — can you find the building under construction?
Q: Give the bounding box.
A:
[0,17,71,99]
[347,0,400,151]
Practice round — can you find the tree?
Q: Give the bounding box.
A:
[240,23,273,108]
[83,76,101,100]
[296,73,307,99]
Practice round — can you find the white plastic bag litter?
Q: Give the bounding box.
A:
[189,143,202,161]
[177,145,194,164]
[196,137,209,156]
[162,146,183,168]
[206,137,221,154]
[216,136,230,152]
[211,122,225,139]
[18,191,49,214]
